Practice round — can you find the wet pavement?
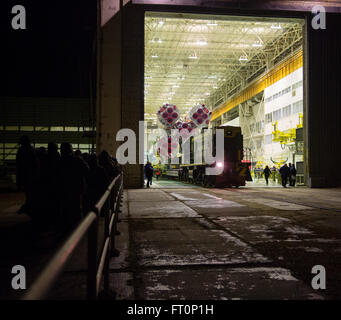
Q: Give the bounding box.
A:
[110,179,341,300]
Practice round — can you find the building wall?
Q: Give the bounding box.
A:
[306,13,341,187]
[99,5,341,188]
[121,4,145,188]
[263,67,303,166]
[99,4,145,188]
[0,97,95,162]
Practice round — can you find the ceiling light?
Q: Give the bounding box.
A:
[208,75,217,79]
[196,40,207,46]
[213,86,218,89]
[207,23,217,26]
[152,55,158,58]
[173,85,179,88]
[159,21,164,26]
[158,39,162,43]
[271,24,281,29]
[189,55,198,59]
[239,55,248,61]
[252,41,262,47]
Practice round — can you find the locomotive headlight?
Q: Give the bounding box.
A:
[216,161,224,168]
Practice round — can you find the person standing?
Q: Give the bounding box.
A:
[156,168,161,180]
[16,135,39,217]
[263,165,271,185]
[288,163,293,186]
[290,164,297,187]
[59,143,89,229]
[279,163,290,188]
[144,162,154,188]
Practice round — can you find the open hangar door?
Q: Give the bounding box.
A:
[97,0,341,188]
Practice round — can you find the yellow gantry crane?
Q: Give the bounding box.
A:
[271,113,303,145]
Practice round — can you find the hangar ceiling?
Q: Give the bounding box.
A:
[144,12,304,124]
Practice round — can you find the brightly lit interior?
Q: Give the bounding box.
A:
[144,12,304,185]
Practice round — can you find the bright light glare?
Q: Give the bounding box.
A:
[217,162,223,168]
[252,42,262,47]
[196,40,207,46]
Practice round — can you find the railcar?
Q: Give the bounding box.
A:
[164,126,251,188]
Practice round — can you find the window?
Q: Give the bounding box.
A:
[273,109,282,121]
[50,127,64,131]
[293,100,303,114]
[265,113,272,123]
[265,96,273,103]
[282,104,291,118]
[265,134,272,144]
[65,127,79,132]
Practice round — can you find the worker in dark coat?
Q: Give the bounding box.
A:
[44,142,62,226]
[88,153,109,208]
[279,163,290,188]
[59,143,89,229]
[144,162,154,188]
[98,150,118,180]
[16,135,39,217]
[263,165,271,185]
[290,164,297,187]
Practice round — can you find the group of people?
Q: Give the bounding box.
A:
[262,163,297,187]
[16,135,121,231]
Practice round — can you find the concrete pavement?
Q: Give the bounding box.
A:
[1,180,341,300]
[110,179,341,300]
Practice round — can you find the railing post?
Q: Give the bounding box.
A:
[111,179,120,257]
[103,208,110,294]
[87,216,98,299]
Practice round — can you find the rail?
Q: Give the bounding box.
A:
[22,173,124,300]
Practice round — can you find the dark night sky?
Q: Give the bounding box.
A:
[1,0,97,98]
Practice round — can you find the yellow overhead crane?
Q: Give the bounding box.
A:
[272,121,296,144]
[271,112,303,145]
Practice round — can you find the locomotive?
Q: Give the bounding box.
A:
[164,126,252,188]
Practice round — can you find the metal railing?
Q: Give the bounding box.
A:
[22,174,124,300]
